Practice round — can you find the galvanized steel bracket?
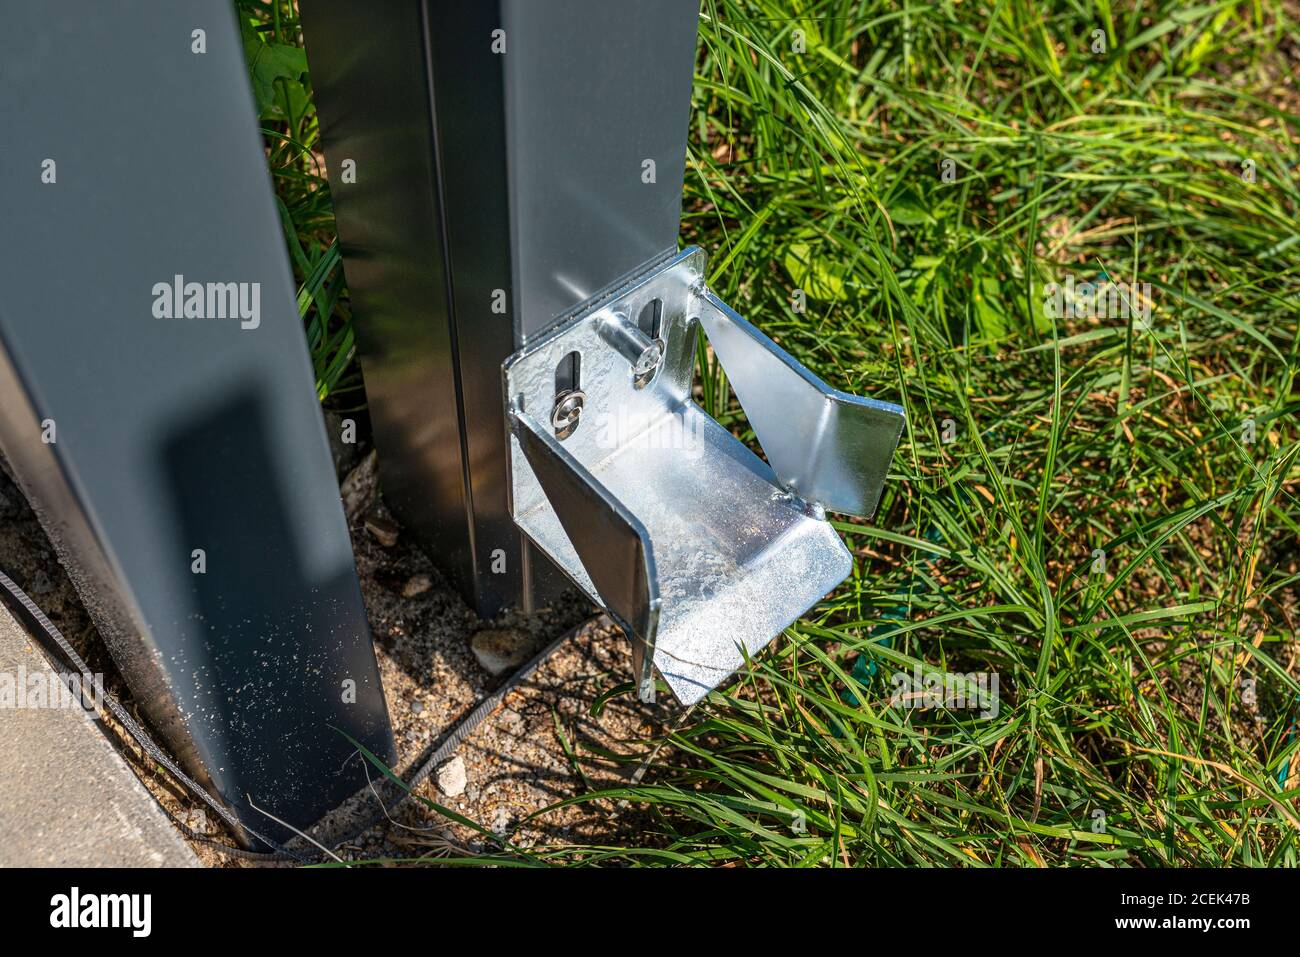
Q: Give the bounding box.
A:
[504,248,905,705]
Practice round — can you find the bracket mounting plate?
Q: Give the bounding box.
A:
[504,248,904,705]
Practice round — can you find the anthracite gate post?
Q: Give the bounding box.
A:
[0,0,395,848]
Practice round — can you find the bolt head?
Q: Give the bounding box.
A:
[633,339,666,388]
[551,389,586,439]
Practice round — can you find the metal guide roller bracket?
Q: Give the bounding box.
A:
[505,247,905,705]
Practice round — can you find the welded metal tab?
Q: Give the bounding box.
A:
[510,409,660,700]
[504,249,902,704]
[696,291,907,519]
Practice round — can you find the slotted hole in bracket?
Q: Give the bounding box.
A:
[632,298,665,390]
[637,298,663,339]
[555,349,580,394]
[552,349,583,439]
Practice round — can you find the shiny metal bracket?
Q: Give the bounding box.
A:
[504,247,905,705]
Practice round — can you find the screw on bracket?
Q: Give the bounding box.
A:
[550,389,586,439]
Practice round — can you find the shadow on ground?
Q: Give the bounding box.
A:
[0,446,677,866]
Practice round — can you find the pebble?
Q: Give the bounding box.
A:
[470,628,536,677]
[402,574,432,598]
[364,513,400,548]
[499,708,526,736]
[435,756,467,798]
[340,450,378,521]
[491,807,512,835]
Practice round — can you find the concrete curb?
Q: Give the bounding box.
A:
[0,604,197,867]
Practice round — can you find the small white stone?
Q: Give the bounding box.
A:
[402,574,432,598]
[435,755,467,798]
[340,450,378,521]
[491,806,512,835]
[470,628,534,676]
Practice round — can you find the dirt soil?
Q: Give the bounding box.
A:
[0,449,676,866]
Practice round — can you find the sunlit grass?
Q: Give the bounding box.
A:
[542,0,1300,867]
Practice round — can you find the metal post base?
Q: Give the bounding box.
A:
[505,248,905,704]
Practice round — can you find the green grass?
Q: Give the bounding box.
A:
[236,1,357,405]
[246,0,1300,866]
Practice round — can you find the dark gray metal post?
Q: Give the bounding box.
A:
[301,0,701,617]
[0,0,395,847]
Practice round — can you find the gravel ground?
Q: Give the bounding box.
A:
[329,451,674,863]
[0,450,676,866]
